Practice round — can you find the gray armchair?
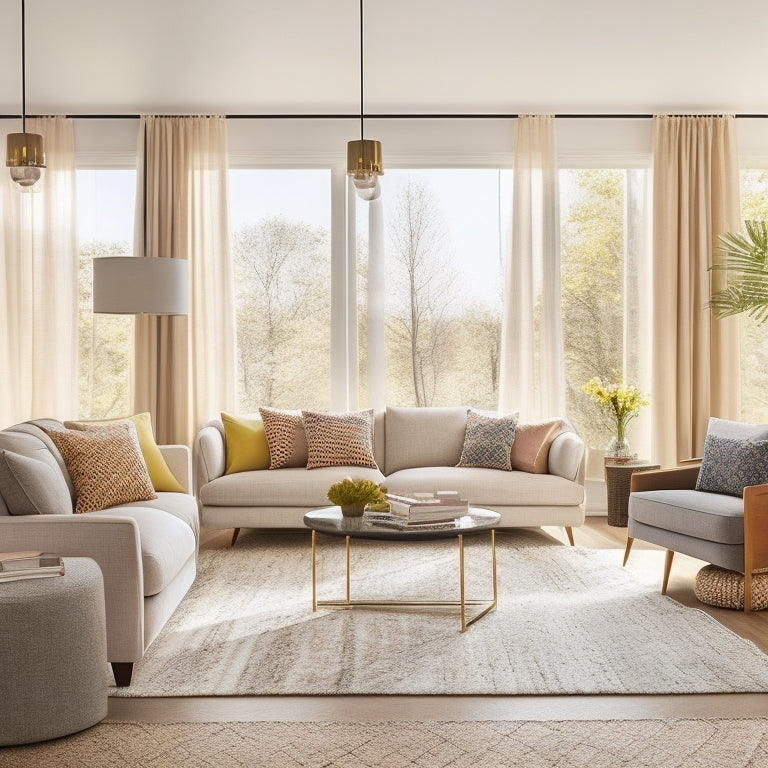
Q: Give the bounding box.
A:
[623,462,768,613]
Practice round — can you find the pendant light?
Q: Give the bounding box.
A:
[347,0,382,201]
[6,0,45,188]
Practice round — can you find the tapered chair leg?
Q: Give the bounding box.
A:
[661,549,674,594]
[565,526,574,546]
[744,570,753,614]
[622,537,634,566]
[230,527,241,547]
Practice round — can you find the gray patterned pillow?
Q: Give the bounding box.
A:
[695,434,768,497]
[457,410,518,471]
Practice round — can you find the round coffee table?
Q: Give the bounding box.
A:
[303,506,500,632]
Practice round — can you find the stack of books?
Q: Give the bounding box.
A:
[383,491,469,525]
[0,551,65,582]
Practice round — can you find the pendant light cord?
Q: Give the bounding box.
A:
[20,0,27,133]
[359,0,364,142]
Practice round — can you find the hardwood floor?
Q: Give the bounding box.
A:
[106,518,768,724]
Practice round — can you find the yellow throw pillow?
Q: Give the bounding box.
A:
[221,412,271,474]
[64,412,184,493]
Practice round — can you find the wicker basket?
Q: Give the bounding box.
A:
[694,564,768,611]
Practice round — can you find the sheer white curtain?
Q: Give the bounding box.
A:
[499,115,564,418]
[651,115,741,468]
[0,117,78,427]
[133,116,236,445]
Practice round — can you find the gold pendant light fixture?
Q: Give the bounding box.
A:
[6,0,45,188]
[347,0,382,201]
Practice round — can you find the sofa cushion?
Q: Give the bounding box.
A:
[0,450,72,515]
[696,434,768,497]
[385,466,585,508]
[457,410,518,470]
[45,426,157,514]
[385,406,469,475]
[201,465,385,508]
[221,412,271,474]
[96,505,197,596]
[259,407,308,469]
[65,412,184,493]
[511,419,568,473]
[629,489,744,545]
[302,409,377,470]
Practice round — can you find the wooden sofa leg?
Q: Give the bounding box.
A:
[622,537,634,566]
[111,662,134,687]
[745,571,753,614]
[661,549,674,594]
[564,526,575,546]
[230,527,241,547]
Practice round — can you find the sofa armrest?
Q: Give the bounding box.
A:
[0,514,145,662]
[548,431,586,483]
[159,444,192,494]
[194,422,226,495]
[629,464,700,493]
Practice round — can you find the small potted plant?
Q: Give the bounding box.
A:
[327,477,387,517]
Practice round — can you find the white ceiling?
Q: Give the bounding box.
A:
[1,0,766,117]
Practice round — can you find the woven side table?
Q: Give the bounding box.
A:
[604,460,660,527]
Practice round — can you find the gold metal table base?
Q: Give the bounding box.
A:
[311,528,497,632]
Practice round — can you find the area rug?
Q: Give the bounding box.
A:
[4,719,768,768]
[110,530,768,696]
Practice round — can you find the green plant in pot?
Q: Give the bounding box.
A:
[709,220,768,322]
[327,477,387,517]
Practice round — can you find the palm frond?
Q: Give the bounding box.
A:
[709,220,768,324]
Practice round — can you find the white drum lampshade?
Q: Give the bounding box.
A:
[93,257,189,315]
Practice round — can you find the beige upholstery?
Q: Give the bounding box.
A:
[195,407,586,541]
[0,421,198,686]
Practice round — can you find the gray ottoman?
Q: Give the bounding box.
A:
[0,557,108,745]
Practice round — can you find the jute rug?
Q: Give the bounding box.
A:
[110,530,768,696]
[4,719,768,767]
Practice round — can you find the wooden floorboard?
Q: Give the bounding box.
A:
[107,518,768,723]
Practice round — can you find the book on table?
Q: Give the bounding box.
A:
[384,491,469,522]
[0,551,65,582]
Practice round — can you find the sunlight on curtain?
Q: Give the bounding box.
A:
[651,115,740,467]
[499,115,564,419]
[133,116,236,445]
[0,117,78,426]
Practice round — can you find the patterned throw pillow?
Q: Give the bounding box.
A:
[302,409,377,470]
[44,426,157,513]
[695,434,768,497]
[258,407,309,469]
[457,410,518,471]
[510,419,567,473]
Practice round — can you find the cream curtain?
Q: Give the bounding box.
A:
[133,116,236,445]
[651,115,741,468]
[499,115,564,418]
[0,117,78,427]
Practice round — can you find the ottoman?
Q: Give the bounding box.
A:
[0,557,108,745]
[694,564,768,611]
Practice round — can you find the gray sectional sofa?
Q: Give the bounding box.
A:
[195,406,586,545]
[0,419,199,686]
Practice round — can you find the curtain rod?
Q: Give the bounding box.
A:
[2,112,767,120]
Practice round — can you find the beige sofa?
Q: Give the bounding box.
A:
[195,406,586,545]
[0,419,199,686]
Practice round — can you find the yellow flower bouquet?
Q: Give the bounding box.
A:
[582,378,649,452]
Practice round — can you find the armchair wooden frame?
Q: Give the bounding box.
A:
[623,464,768,613]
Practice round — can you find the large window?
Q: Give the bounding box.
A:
[229,169,332,412]
[76,169,136,419]
[357,169,510,408]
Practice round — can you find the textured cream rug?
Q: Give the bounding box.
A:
[4,719,768,768]
[110,530,768,696]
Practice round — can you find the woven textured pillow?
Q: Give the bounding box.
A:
[695,433,768,497]
[45,426,157,513]
[302,409,377,470]
[258,407,309,469]
[457,410,518,471]
[510,419,567,473]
